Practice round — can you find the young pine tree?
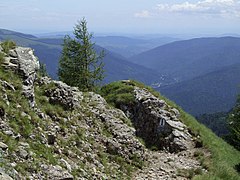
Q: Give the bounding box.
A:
[58,18,104,91]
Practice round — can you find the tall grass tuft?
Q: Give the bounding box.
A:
[1,40,16,54]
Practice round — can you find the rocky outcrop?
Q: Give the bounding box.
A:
[41,78,83,110]
[118,81,194,153]
[86,92,145,163]
[1,47,39,107]
[0,170,13,180]
[43,78,145,163]
[0,80,15,106]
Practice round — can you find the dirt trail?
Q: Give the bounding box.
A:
[132,149,202,180]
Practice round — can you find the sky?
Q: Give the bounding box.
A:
[0,0,240,35]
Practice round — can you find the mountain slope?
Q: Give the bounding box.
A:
[93,36,179,58]
[0,29,170,85]
[0,29,63,78]
[95,46,172,85]
[0,29,36,39]
[158,63,240,115]
[129,37,240,82]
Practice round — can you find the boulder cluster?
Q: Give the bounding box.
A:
[135,86,193,152]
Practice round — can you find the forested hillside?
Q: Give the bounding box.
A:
[159,63,240,115]
[0,29,171,86]
[129,37,240,82]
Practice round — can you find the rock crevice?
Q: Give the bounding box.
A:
[118,82,194,153]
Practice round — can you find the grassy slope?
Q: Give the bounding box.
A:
[101,81,240,180]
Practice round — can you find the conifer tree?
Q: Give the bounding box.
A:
[58,18,104,91]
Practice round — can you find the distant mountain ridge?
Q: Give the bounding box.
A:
[93,36,179,58]
[158,63,240,115]
[0,28,36,39]
[0,29,171,86]
[129,37,240,82]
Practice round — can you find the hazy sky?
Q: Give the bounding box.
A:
[0,0,240,35]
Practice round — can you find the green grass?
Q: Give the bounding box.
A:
[101,80,240,180]
[0,52,5,64]
[100,81,136,108]
[35,83,69,117]
[0,66,59,172]
[0,40,16,54]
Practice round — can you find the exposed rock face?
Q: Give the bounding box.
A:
[0,170,13,180]
[86,92,145,163]
[119,81,193,153]
[0,80,13,106]
[2,47,39,107]
[43,79,83,110]
[43,78,145,163]
[16,47,39,107]
[33,77,145,179]
[45,165,74,180]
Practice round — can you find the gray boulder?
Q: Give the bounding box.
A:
[45,165,73,180]
[85,91,146,163]
[117,82,193,153]
[0,142,8,151]
[1,47,39,108]
[15,47,39,108]
[44,80,83,110]
[0,171,13,180]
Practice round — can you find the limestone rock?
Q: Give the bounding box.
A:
[16,47,39,107]
[0,171,13,180]
[1,47,39,108]
[85,91,146,163]
[0,45,206,179]
[37,76,52,85]
[0,142,8,150]
[0,80,15,91]
[15,47,39,76]
[8,49,17,58]
[116,82,194,153]
[17,148,29,159]
[0,44,3,52]
[47,165,73,180]
[45,80,83,109]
